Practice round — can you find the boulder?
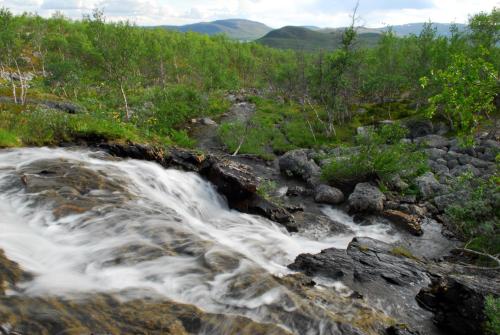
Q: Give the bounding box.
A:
[450,164,481,177]
[279,149,320,182]
[314,184,345,205]
[415,135,449,149]
[415,172,444,199]
[417,273,500,335]
[403,119,434,139]
[348,183,386,213]
[424,148,447,160]
[383,210,423,236]
[285,185,313,197]
[289,237,431,334]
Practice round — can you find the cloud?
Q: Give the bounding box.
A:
[0,0,498,27]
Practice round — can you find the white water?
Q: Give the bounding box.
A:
[0,148,398,331]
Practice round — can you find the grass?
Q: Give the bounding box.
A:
[0,129,21,148]
[390,246,419,261]
[321,125,428,190]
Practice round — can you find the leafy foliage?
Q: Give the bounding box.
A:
[485,295,500,335]
[444,172,500,255]
[321,124,428,186]
[421,53,498,144]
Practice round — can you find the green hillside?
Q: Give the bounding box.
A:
[257,26,381,51]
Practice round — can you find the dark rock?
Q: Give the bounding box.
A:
[235,194,296,232]
[417,273,500,335]
[383,210,423,236]
[294,212,353,237]
[386,324,421,335]
[450,164,481,177]
[288,237,431,332]
[348,183,385,214]
[286,185,313,197]
[314,184,344,205]
[415,135,449,149]
[415,172,444,199]
[200,158,258,202]
[403,119,434,139]
[424,148,447,160]
[279,149,320,182]
[40,100,83,114]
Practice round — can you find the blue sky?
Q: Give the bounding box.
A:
[0,0,498,27]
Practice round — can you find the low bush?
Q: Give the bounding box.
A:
[322,124,428,187]
[485,295,500,335]
[444,172,500,256]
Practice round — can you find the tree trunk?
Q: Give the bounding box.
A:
[120,82,131,121]
[14,59,26,105]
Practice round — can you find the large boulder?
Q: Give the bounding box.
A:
[348,183,386,213]
[314,184,344,205]
[402,118,434,139]
[289,237,430,334]
[279,149,320,182]
[415,172,444,199]
[417,273,500,335]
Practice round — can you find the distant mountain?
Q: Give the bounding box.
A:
[257,26,381,52]
[159,19,466,50]
[257,23,465,52]
[161,19,273,41]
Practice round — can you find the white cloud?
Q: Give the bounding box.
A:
[0,0,498,27]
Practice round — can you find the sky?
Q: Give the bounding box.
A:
[0,0,498,28]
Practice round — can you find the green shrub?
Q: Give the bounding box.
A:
[322,124,428,186]
[485,295,500,335]
[445,173,500,256]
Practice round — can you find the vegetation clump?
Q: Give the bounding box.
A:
[321,124,428,189]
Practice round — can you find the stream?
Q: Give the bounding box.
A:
[0,148,403,334]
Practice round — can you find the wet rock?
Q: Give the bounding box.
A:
[200,159,295,229]
[313,184,344,205]
[0,293,292,335]
[294,212,353,238]
[286,185,312,197]
[385,324,421,335]
[289,237,432,334]
[289,237,426,285]
[279,149,320,182]
[236,194,296,232]
[200,158,258,202]
[383,210,423,236]
[348,183,385,214]
[0,250,32,295]
[415,135,449,149]
[417,273,500,335]
[415,172,444,199]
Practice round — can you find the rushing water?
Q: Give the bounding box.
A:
[0,148,399,333]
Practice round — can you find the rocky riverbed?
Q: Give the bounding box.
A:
[0,97,498,335]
